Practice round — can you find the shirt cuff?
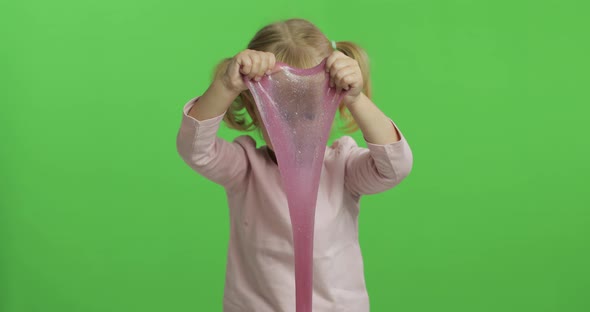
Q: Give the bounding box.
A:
[364,119,412,179]
[182,96,226,127]
[364,118,406,150]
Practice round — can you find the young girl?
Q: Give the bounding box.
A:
[176,18,413,312]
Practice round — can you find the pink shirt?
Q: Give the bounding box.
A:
[176,96,414,311]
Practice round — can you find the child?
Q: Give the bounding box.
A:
[176,18,413,312]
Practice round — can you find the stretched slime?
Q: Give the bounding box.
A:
[243,57,348,312]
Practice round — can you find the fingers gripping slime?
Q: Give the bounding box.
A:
[243,57,348,312]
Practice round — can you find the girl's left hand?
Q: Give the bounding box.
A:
[325,51,364,106]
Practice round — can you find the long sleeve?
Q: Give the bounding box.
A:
[175,96,250,189]
[343,119,413,197]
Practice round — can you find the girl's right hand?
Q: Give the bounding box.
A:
[219,49,277,94]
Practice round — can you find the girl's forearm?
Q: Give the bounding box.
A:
[345,92,401,145]
[188,79,241,121]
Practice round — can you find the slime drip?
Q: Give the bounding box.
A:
[243,57,348,312]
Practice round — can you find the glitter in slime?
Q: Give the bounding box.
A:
[243,57,349,312]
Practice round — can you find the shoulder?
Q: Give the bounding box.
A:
[233,134,257,148]
[230,135,259,156]
[325,135,367,162]
[328,135,365,153]
[231,134,269,161]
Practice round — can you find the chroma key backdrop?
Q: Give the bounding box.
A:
[1,0,588,311]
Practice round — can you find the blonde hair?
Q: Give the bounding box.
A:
[211,18,371,134]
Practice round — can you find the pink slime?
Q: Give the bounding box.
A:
[243,57,349,312]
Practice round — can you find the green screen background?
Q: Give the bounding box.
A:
[1,0,588,311]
